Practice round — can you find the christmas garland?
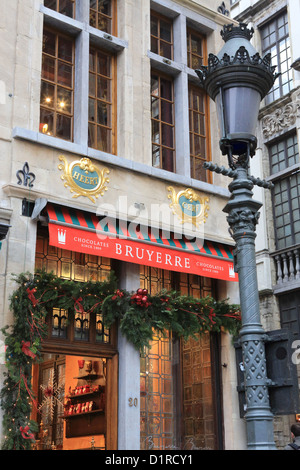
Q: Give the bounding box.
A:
[0,269,241,450]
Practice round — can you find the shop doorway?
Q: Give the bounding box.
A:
[140,267,224,450]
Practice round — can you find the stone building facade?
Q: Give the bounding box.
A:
[3,0,292,451]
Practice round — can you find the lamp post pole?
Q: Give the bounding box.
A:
[197,23,279,449]
[224,162,276,450]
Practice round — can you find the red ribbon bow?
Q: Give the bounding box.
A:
[112,289,124,300]
[20,425,34,440]
[74,297,84,314]
[26,287,38,307]
[21,341,36,359]
[209,308,216,324]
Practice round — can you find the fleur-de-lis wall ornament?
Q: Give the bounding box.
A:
[16,162,36,188]
[217,2,229,16]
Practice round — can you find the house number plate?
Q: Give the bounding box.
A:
[128,397,138,407]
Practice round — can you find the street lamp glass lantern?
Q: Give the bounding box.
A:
[215,85,261,155]
[196,23,279,163]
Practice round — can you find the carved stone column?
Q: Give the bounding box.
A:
[223,166,276,450]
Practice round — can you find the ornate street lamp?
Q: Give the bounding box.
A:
[196,23,279,450]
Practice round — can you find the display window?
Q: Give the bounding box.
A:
[32,229,118,450]
[32,354,107,450]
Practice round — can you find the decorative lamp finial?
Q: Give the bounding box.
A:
[221,23,254,42]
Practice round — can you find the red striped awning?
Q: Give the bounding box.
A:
[46,203,238,282]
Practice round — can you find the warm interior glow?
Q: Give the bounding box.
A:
[41,123,48,134]
[32,354,106,450]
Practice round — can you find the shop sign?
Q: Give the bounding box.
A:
[167,187,209,226]
[58,156,110,203]
[49,223,238,282]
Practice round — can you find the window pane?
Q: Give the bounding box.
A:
[189,86,208,181]
[151,12,173,59]
[97,126,111,152]
[40,29,74,141]
[151,37,159,55]
[90,0,113,34]
[97,76,110,100]
[43,30,56,56]
[261,11,292,102]
[88,122,96,147]
[41,81,55,108]
[96,313,110,343]
[151,75,159,95]
[57,62,73,87]
[160,20,172,42]
[160,42,172,59]
[151,73,175,171]
[161,147,174,172]
[151,17,158,36]
[152,145,160,167]
[52,308,68,338]
[97,101,110,125]
[187,30,204,70]
[88,48,113,153]
[160,78,172,100]
[98,0,111,17]
[58,36,73,62]
[44,0,75,18]
[191,35,202,55]
[161,123,173,147]
[89,73,96,96]
[161,100,173,124]
[40,108,54,135]
[56,113,72,140]
[44,0,57,10]
[42,56,55,81]
[194,158,206,180]
[89,97,96,121]
[57,87,72,114]
[74,312,90,341]
[151,96,159,119]
[59,0,75,17]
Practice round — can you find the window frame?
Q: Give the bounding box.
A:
[188,84,211,182]
[35,229,117,356]
[150,10,174,61]
[260,10,292,104]
[40,27,75,142]
[43,0,75,18]
[269,133,300,250]
[88,47,116,154]
[89,0,117,36]
[186,28,205,70]
[43,306,115,357]
[151,70,176,172]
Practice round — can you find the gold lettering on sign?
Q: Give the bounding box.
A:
[58,155,110,203]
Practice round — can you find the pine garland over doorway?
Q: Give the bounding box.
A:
[0,269,241,450]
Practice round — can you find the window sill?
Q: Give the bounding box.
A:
[12,127,230,199]
[148,51,183,76]
[41,5,128,53]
